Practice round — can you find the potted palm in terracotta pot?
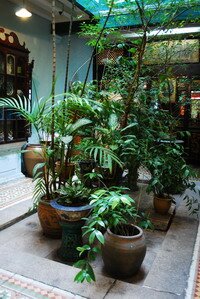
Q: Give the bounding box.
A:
[74,188,152,283]
[0,92,94,237]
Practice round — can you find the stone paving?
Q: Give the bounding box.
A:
[0,194,199,298]
[0,143,200,298]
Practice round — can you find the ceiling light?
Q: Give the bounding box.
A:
[15,0,32,18]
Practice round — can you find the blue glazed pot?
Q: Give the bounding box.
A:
[50,200,91,222]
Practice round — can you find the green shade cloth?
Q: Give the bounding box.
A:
[75,0,200,27]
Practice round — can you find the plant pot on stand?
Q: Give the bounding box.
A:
[50,200,91,262]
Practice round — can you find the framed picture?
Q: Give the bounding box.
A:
[6,54,15,75]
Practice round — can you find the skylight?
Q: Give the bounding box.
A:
[76,0,200,27]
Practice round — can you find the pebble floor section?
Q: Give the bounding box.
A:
[0,269,85,299]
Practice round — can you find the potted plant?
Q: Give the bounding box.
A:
[73,188,152,283]
[145,142,196,215]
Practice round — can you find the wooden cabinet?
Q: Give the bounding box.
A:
[0,28,33,143]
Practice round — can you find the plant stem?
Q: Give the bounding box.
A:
[64,0,75,96]
[51,0,56,191]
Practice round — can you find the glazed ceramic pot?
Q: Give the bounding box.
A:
[102,224,146,278]
[50,200,91,222]
[153,195,172,215]
[37,199,62,239]
[22,143,44,178]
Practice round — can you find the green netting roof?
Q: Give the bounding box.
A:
[75,0,200,27]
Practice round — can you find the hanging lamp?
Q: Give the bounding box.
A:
[15,0,32,18]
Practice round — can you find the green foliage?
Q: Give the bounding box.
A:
[74,187,152,283]
[145,142,197,199]
[57,180,92,205]
[79,22,121,52]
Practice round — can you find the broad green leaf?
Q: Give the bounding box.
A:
[94,230,105,244]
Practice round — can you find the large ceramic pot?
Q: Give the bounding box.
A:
[21,143,44,178]
[153,195,172,215]
[37,199,62,239]
[96,164,123,187]
[50,200,91,262]
[102,224,146,278]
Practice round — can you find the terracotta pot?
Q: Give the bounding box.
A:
[55,161,75,182]
[22,143,44,178]
[37,199,62,238]
[102,224,146,278]
[153,195,172,215]
[50,200,91,222]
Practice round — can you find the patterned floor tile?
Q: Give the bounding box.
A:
[0,270,15,286]
[193,260,200,298]
[0,271,86,299]
[0,285,31,298]
[0,178,34,210]
[52,287,86,299]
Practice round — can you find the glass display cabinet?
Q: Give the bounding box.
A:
[0,28,33,144]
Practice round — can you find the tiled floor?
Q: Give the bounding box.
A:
[185,221,200,299]
[0,269,85,299]
[193,261,200,298]
[0,177,34,210]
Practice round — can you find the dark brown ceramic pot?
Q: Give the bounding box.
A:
[102,224,146,278]
[55,161,75,182]
[37,199,62,238]
[153,195,172,215]
[23,144,44,178]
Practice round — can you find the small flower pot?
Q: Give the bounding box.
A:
[153,195,172,215]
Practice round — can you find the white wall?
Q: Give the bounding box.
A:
[56,35,93,94]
